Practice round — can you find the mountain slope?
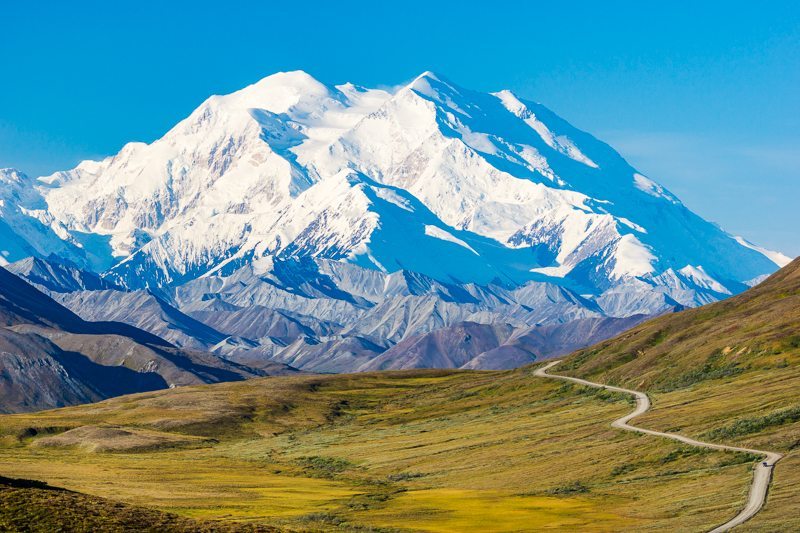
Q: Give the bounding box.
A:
[190,305,337,344]
[5,255,636,372]
[0,70,791,376]
[0,169,111,270]
[0,266,291,412]
[6,256,244,350]
[5,256,121,293]
[0,476,274,532]
[0,329,106,412]
[560,256,800,389]
[53,289,230,351]
[0,263,111,333]
[359,321,520,370]
[356,315,649,371]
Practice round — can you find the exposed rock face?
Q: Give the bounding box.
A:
[359,316,649,371]
[5,256,670,374]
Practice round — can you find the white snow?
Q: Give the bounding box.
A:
[633,173,677,202]
[424,225,478,254]
[733,236,792,267]
[611,234,657,279]
[0,70,780,301]
[678,265,732,294]
[494,90,598,168]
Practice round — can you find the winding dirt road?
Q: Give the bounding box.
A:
[534,360,782,532]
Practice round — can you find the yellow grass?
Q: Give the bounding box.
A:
[354,489,633,532]
[0,369,766,531]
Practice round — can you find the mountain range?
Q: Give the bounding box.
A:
[0,70,791,392]
[0,263,303,413]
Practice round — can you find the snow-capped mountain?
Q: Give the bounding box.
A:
[26,71,787,295]
[0,70,791,373]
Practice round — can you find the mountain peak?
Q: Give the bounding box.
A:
[213,70,334,113]
[413,70,442,82]
[405,70,453,93]
[252,70,327,90]
[0,167,29,184]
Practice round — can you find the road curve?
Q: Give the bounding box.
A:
[534,360,782,532]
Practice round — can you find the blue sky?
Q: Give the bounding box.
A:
[1,1,798,256]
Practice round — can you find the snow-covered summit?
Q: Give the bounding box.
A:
[4,71,785,308]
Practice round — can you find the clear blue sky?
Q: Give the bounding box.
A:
[1,1,798,256]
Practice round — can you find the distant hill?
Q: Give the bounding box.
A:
[0,266,295,413]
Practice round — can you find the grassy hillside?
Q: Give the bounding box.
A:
[561,257,800,389]
[0,368,767,531]
[0,259,797,531]
[559,257,800,530]
[0,475,276,532]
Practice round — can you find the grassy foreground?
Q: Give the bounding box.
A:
[0,368,763,532]
[0,475,276,532]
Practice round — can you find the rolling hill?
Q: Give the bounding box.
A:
[0,475,276,532]
[554,256,800,530]
[560,256,800,388]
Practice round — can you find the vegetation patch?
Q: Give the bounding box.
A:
[0,477,275,532]
[658,446,710,464]
[386,471,426,482]
[296,455,356,478]
[785,335,800,350]
[293,511,345,527]
[0,367,784,531]
[657,351,743,391]
[646,329,669,347]
[31,425,211,453]
[704,406,800,441]
[15,426,72,441]
[545,481,590,495]
[610,463,637,476]
[551,382,631,404]
[345,486,404,512]
[718,452,762,466]
[0,476,55,490]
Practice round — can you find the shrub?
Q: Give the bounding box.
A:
[546,481,589,495]
[657,350,743,391]
[296,456,355,478]
[704,406,800,440]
